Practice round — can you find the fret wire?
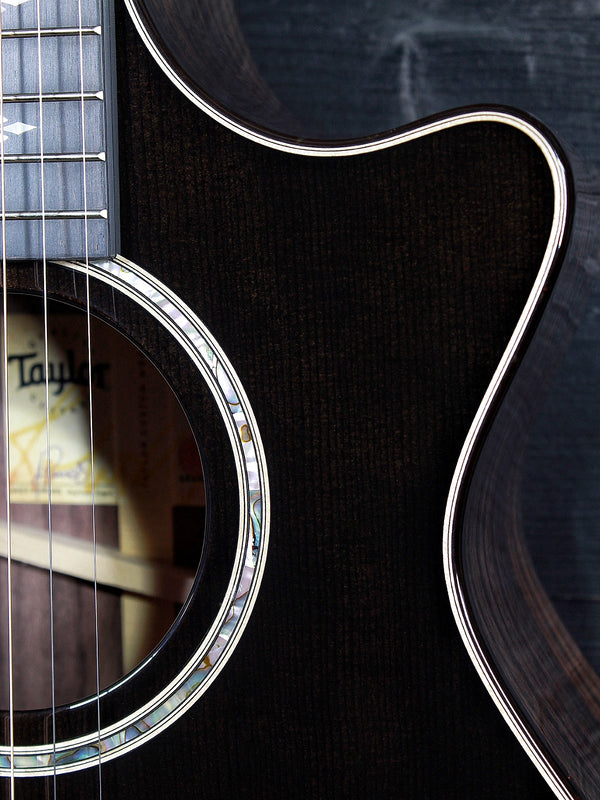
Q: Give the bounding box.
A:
[2,210,108,220]
[3,152,106,163]
[3,91,104,103]
[1,27,101,40]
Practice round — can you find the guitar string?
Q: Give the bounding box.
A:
[0,9,15,799]
[76,1,104,795]
[35,1,58,795]
[1,4,102,793]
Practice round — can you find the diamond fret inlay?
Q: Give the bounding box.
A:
[1,0,32,9]
[3,118,36,140]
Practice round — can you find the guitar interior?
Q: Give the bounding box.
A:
[0,288,205,711]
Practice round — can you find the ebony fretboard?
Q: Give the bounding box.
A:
[0,0,119,260]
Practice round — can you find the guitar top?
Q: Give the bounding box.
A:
[1,0,597,798]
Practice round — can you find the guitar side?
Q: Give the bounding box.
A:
[444,109,600,800]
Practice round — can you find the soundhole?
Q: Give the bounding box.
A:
[0,293,205,711]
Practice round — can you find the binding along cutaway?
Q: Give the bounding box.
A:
[1,0,598,797]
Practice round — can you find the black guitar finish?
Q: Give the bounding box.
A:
[1,4,568,799]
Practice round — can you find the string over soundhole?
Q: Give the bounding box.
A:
[0,294,205,710]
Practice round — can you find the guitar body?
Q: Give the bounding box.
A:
[1,2,590,798]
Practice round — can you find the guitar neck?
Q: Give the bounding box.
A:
[0,0,120,261]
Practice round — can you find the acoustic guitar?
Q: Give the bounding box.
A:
[0,0,597,798]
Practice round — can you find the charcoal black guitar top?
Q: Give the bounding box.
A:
[1,1,599,798]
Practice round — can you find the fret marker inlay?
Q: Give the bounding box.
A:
[2,118,36,139]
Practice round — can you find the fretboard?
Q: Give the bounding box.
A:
[0,0,119,260]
